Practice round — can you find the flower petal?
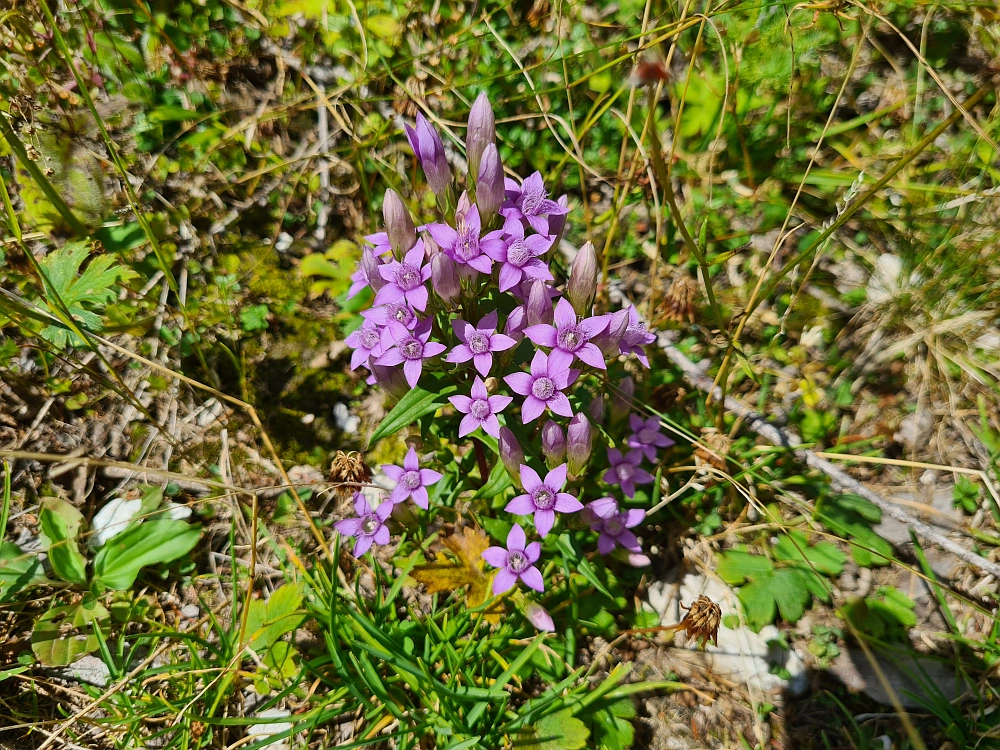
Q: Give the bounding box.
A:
[523,324,557,348]
[534,509,555,537]
[553,494,583,513]
[482,546,508,568]
[547,392,573,418]
[492,569,517,595]
[519,565,545,592]
[521,395,546,423]
[505,372,533,395]
[449,395,474,412]
[544,464,567,491]
[507,523,527,550]
[553,298,576,327]
[505,494,535,515]
[523,542,541,563]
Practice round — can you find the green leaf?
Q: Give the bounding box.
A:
[716,549,773,585]
[39,498,88,585]
[474,459,512,500]
[556,534,614,600]
[520,708,590,750]
[0,543,46,600]
[367,378,457,445]
[773,531,845,575]
[240,304,270,332]
[591,698,636,750]
[93,519,202,590]
[365,14,399,39]
[736,577,777,630]
[246,582,306,652]
[31,601,110,666]
[770,568,811,624]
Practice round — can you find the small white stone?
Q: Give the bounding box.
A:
[301,413,315,425]
[247,708,293,750]
[180,604,200,619]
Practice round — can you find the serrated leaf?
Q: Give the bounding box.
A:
[93,519,201,590]
[520,708,590,750]
[39,498,88,585]
[411,527,500,623]
[368,378,457,445]
[31,601,110,666]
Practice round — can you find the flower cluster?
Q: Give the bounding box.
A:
[338,94,675,613]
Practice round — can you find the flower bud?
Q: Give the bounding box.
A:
[592,307,630,356]
[382,189,416,257]
[466,92,495,180]
[566,413,592,476]
[404,113,452,195]
[566,241,598,316]
[547,194,569,248]
[526,279,553,327]
[372,363,408,399]
[525,602,555,632]
[625,551,652,567]
[610,376,634,424]
[504,305,527,343]
[541,420,566,469]
[360,247,385,293]
[588,396,605,425]
[431,253,460,304]
[476,143,504,220]
[455,190,473,223]
[498,427,524,489]
[581,496,618,526]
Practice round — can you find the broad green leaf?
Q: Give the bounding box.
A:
[716,549,773,585]
[736,578,777,631]
[247,582,307,652]
[773,531,844,575]
[520,708,590,750]
[39,499,88,585]
[770,568,810,624]
[368,379,457,445]
[365,14,399,39]
[591,698,636,750]
[253,640,298,694]
[93,519,202,590]
[0,543,46,600]
[32,601,110,666]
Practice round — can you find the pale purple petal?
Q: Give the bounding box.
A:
[406,285,428,311]
[507,523,527,550]
[520,566,544,592]
[505,495,535,515]
[411,486,429,509]
[523,324,557,348]
[534,509,555,537]
[499,264,522,291]
[553,298,575,327]
[479,310,498,331]
[597,534,616,555]
[353,536,374,557]
[490,333,517,352]
[493,569,517,595]
[449,395,474,412]
[459,414,479,436]
[545,464,567,490]
[523,541,541,563]
[382,465,405,481]
[505,372,533,395]
[473,352,493,376]
[553,494,583,513]
[625,509,646,527]
[482,415,501,437]
[521,396,546,423]
[423,342,447,357]
[402,359,422,387]
[483,546,508,567]
[548,393,573,418]
[426,223,458,248]
[448,344,475,364]
[335,518,361,536]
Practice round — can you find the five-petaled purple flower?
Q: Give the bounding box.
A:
[376,318,447,388]
[426,205,504,276]
[505,463,582,537]
[485,217,554,292]
[375,242,432,311]
[334,493,392,557]
[449,376,513,438]
[482,523,543,595]
[362,301,418,330]
[504,349,579,423]
[587,498,645,555]
[603,448,654,498]
[345,320,383,371]
[524,297,610,370]
[619,305,656,367]
[503,172,570,235]
[447,311,517,376]
[382,446,443,509]
[626,414,674,462]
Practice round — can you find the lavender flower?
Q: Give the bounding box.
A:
[626,414,674,462]
[524,297,610,370]
[448,376,513,438]
[482,523,543,595]
[602,448,654,498]
[581,496,619,525]
[375,318,447,388]
[504,349,579,423]
[499,426,525,488]
[383,188,417,255]
[345,320,383,371]
[619,305,656,367]
[591,307,630,356]
[404,112,451,195]
[447,311,517,376]
[566,241,597,316]
[525,279,554,326]
[525,602,555,632]
[547,194,570,246]
[375,242,431,311]
[485,218,554,292]
[541,420,566,468]
[590,503,646,555]
[382,446,443,509]
[348,247,382,299]
[502,171,570,235]
[364,232,393,258]
[362,301,417,330]
[426,205,504,277]
[505,463,582,537]
[334,493,392,557]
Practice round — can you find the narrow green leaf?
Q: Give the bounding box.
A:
[556,534,614,600]
[368,378,457,446]
[474,459,512,500]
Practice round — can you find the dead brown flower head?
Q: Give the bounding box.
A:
[328,451,372,495]
[661,274,700,324]
[677,595,721,646]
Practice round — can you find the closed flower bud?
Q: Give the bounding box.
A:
[525,602,555,632]
[455,190,473,222]
[566,241,598,316]
[476,143,504,219]
[541,420,566,469]
[592,307,630,356]
[566,413,592,476]
[526,279,553,327]
[610,376,634,424]
[499,426,525,489]
[383,189,416,256]
[360,247,385,292]
[504,305,527,343]
[404,113,452,195]
[372,363,408,399]
[466,92,495,180]
[588,396,605,425]
[431,253,460,303]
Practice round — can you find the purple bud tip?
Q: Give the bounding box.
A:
[476,143,504,219]
[525,602,555,632]
[541,420,566,468]
[466,92,496,180]
[526,280,553,327]
[431,252,460,303]
[383,189,416,256]
[566,412,592,476]
[566,241,598,316]
[499,426,525,489]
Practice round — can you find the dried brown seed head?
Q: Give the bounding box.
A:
[677,594,721,646]
[328,451,372,495]
[661,275,700,324]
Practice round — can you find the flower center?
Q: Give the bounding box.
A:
[361,514,380,534]
[395,264,422,291]
[506,549,529,573]
[532,487,555,510]
[531,376,556,401]
[616,463,635,483]
[557,325,585,352]
[506,239,531,267]
[604,515,624,536]
[470,399,491,420]
[402,470,421,490]
[390,304,414,326]
[400,338,424,360]
[455,228,480,262]
[638,428,657,443]
[521,188,544,216]
[467,331,490,354]
[359,327,379,349]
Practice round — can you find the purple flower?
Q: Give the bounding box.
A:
[482,523,543,595]
[375,242,432,311]
[524,297,610,370]
[362,301,417,330]
[581,496,619,526]
[619,305,656,367]
[525,602,555,632]
[590,502,645,555]
[505,463,582,537]
[382,446,443,509]
[375,318,447,388]
[344,320,383,371]
[334,493,392,557]
[426,205,504,277]
[503,171,570,235]
[525,279,554,326]
[364,232,393,257]
[447,311,517,376]
[404,113,451,195]
[448,376,513,438]
[602,448,654,498]
[504,349,579,424]
[626,414,674,462]
[484,218,554,292]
